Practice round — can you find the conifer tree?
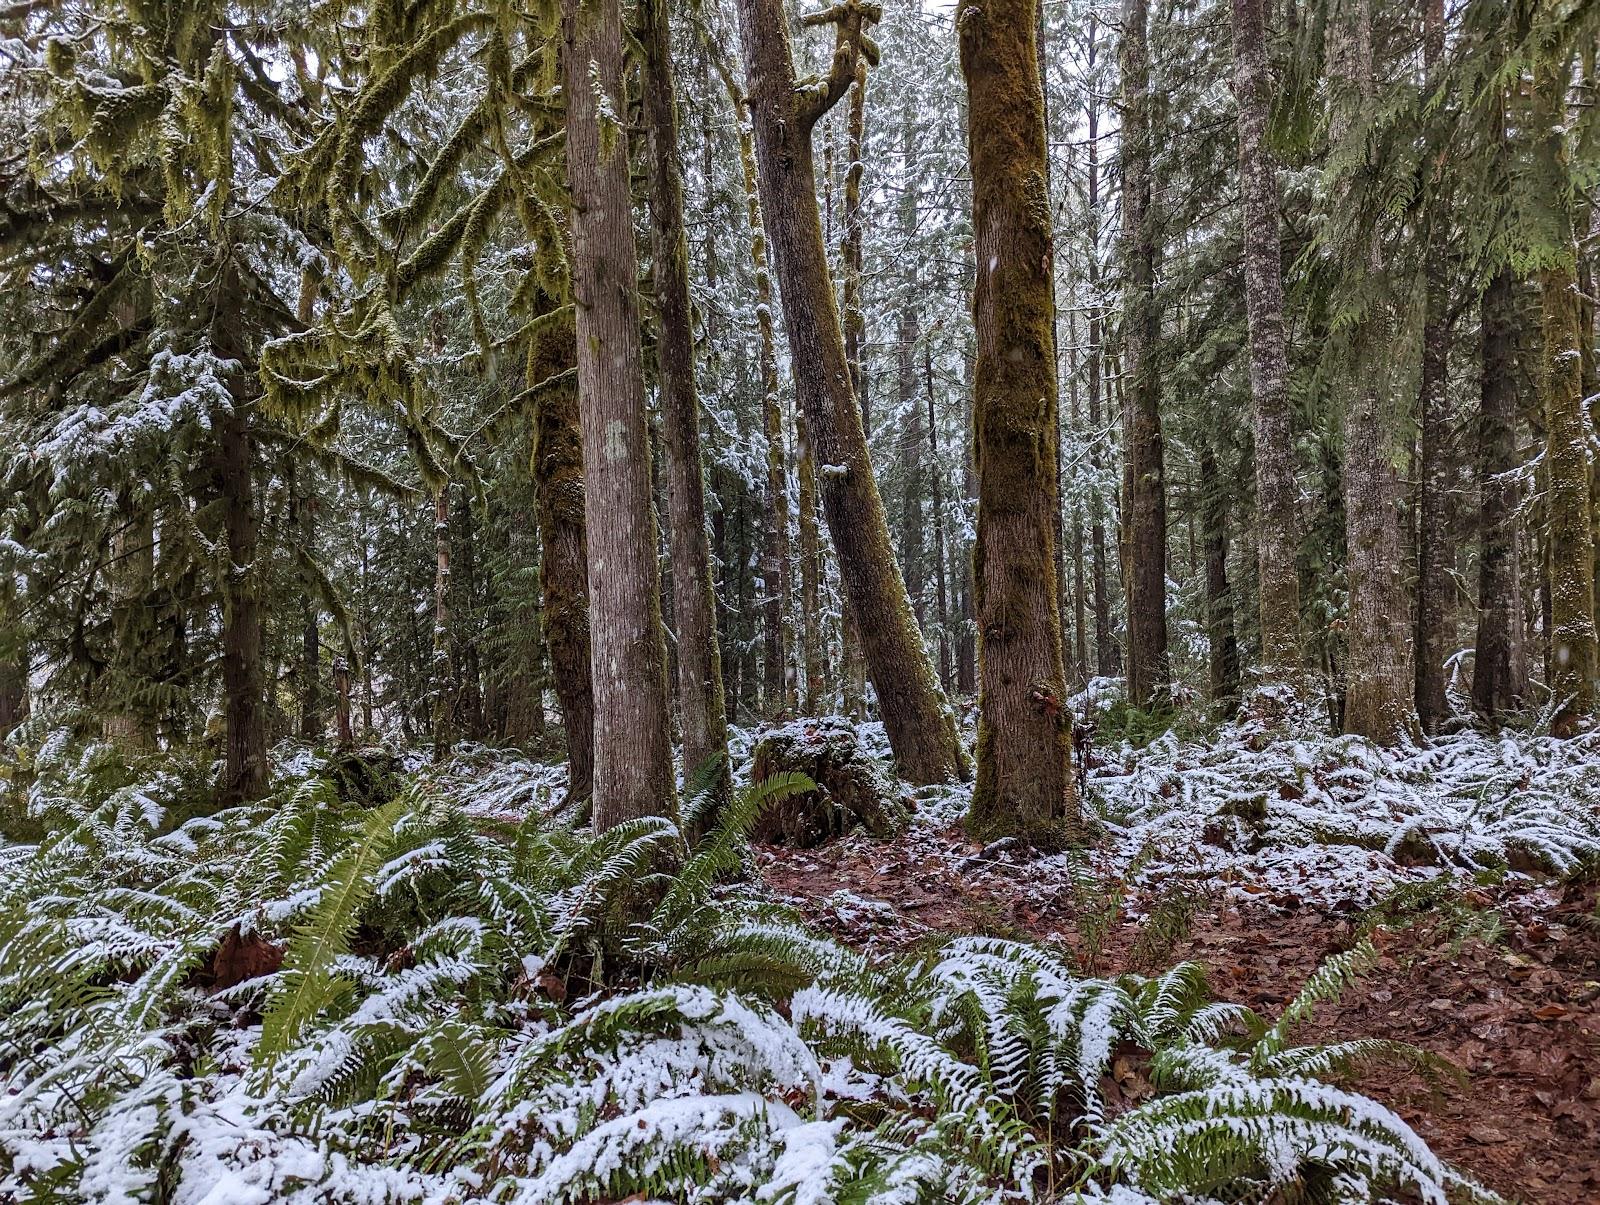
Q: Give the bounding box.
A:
[959,0,1075,843]
[641,0,731,798]
[1120,0,1170,708]
[561,0,676,825]
[733,0,968,783]
[1230,0,1301,700]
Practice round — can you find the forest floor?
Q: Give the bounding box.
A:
[743,714,1600,1204]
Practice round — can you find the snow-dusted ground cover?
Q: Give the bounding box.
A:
[0,724,1517,1204]
[767,711,1600,916]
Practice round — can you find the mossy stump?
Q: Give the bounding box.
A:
[748,720,909,848]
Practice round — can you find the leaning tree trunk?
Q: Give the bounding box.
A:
[642,0,731,798]
[960,0,1075,844]
[1120,0,1171,708]
[733,0,967,783]
[1231,0,1301,698]
[561,0,675,827]
[1536,53,1599,733]
[1413,0,1451,732]
[1473,268,1527,719]
[529,296,595,804]
[1331,0,1414,745]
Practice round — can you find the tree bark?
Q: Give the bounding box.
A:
[642,0,731,797]
[1537,54,1599,734]
[562,0,675,827]
[528,297,595,803]
[1231,0,1301,696]
[960,0,1075,843]
[1120,0,1171,708]
[215,391,266,803]
[1473,268,1527,719]
[0,663,24,735]
[796,414,828,711]
[839,63,870,719]
[1200,439,1242,712]
[926,345,953,690]
[431,485,453,760]
[733,0,967,783]
[1085,16,1118,678]
[1413,0,1450,732]
[1331,0,1414,744]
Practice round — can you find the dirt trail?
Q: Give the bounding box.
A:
[758,826,1600,1203]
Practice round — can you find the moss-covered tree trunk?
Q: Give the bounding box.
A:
[1120,0,1171,709]
[529,298,594,802]
[1536,52,1598,733]
[561,0,675,827]
[1231,0,1301,698]
[641,0,731,798]
[959,0,1075,843]
[733,0,967,784]
[1474,268,1528,719]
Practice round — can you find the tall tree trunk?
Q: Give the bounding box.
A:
[1231,0,1301,697]
[797,414,828,711]
[431,485,453,760]
[453,486,487,740]
[1474,268,1527,718]
[296,479,321,741]
[642,0,731,797]
[528,299,595,804]
[961,0,1075,843]
[0,591,27,735]
[1413,0,1451,732]
[897,116,927,626]
[734,0,967,782]
[1120,0,1171,708]
[839,63,870,719]
[1067,309,1090,680]
[1536,52,1599,733]
[760,377,792,714]
[1331,0,1414,744]
[957,340,979,696]
[1200,439,1242,713]
[215,391,266,803]
[1085,18,1117,677]
[334,656,353,748]
[210,257,266,804]
[926,345,953,690]
[562,0,675,826]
